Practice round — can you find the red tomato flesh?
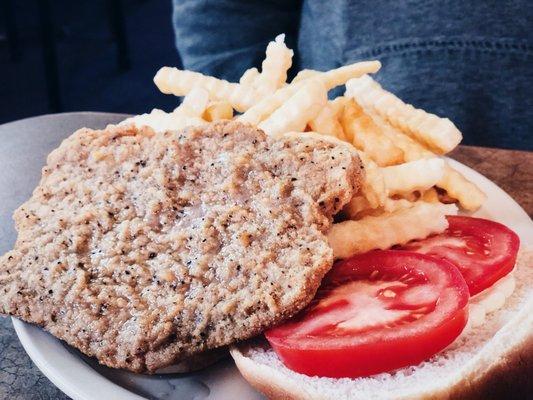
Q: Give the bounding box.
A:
[266,250,469,378]
[399,216,520,296]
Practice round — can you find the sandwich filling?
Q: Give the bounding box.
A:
[264,216,520,378]
[0,121,363,373]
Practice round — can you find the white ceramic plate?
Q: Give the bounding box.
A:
[12,159,533,400]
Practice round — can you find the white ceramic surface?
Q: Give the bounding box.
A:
[8,126,533,400]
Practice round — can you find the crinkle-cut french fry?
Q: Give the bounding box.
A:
[343,195,372,219]
[253,34,293,94]
[174,87,209,117]
[292,69,320,83]
[344,196,415,220]
[346,75,462,154]
[238,83,304,125]
[239,67,260,86]
[369,112,435,162]
[328,202,458,259]
[121,109,206,133]
[320,61,381,90]
[341,100,404,166]
[382,158,445,195]
[294,61,381,87]
[154,67,257,112]
[293,61,381,88]
[328,96,350,115]
[239,61,381,126]
[258,81,327,136]
[358,152,387,208]
[368,198,418,218]
[203,101,233,121]
[421,187,440,203]
[437,163,486,211]
[308,101,346,140]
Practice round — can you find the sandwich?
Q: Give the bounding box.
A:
[0,34,531,399]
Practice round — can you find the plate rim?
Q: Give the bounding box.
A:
[11,158,533,400]
[12,318,145,400]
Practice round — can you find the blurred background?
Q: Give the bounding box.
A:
[0,0,181,124]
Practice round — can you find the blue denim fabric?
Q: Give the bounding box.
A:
[173,0,532,150]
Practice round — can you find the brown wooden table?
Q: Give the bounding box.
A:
[450,146,533,217]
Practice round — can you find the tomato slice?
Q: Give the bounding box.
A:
[399,216,520,296]
[266,250,469,378]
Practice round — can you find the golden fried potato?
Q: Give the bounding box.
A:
[346,75,462,154]
[253,34,293,94]
[357,152,387,208]
[258,80,328,136]
[239,67,260,86]
[308,101,346,140]
[154,67,258,112]
[328,202,458,259]
[203,101,233,121]
[437,163,486,211]
[292,69,319,83]
[341,100,404,166]
[420,187,440,203]
[175,87,209,117]
[382,158,445,195]
[120,109,206,133]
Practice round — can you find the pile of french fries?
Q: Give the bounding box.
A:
[122,34,486,260]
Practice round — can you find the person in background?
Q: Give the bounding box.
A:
[172,0,532,150]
